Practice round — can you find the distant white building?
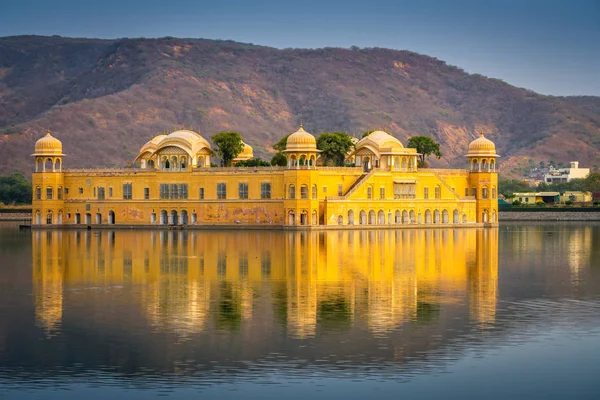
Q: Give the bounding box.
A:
[544,162,589,183]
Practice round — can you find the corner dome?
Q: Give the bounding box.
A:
[467,133,498,157]
[285,125,317,151]
[33,130,64,156]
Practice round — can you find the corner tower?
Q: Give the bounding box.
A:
[467,133,499,224]
[32,130,65,225]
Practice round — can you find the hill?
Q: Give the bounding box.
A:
[1,35,599,176]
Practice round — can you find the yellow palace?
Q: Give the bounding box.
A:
[31,126,499,228]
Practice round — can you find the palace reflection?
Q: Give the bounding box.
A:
[32,228,498,339]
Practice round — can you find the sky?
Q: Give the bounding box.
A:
[1,0,599,96]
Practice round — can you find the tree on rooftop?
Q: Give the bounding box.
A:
[316,132,355,166]
[211,131,244,167]
[270,152,287,166]
[273,133,291,152]
[407,136,442,168]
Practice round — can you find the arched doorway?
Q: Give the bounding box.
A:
[395,210,401,224]
[180,210,188,225]
[368,210,376,225]
[108,211,115,225]
[409,210,415,224]
[453,209,459,224]
[362,156,371,172]
[462,214,467,224]
[337,215,343,225]
[170,210,178,225]
[46,212,52,225]
[300,210,308,226]
[75,213,81,224]
[311,210,317,225]
[348,210,355,225]
[378,210,385,224]
[160,210,168,225]
[434,210,440,224]
[85,213,92,225]
[288,211,295,225]
[442,210,449,224]
[359,210,367,225]
[492,210,497,223]
[95,213,102,224]
[425,210,432,224]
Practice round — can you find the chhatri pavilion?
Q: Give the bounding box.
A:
[31,126,499,228]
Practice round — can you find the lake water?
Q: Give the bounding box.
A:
[1,222,599,399]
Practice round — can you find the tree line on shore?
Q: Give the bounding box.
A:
[499,173,600,199]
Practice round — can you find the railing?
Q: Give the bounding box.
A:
[394,194,416,199]
[193,167,287,172]
[318,167,363,172]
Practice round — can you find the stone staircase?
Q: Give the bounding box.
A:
[343,169,376,199]
[431,171,461,199]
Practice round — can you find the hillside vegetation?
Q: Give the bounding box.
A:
[1,35,599,176]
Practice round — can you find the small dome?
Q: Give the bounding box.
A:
[34,130,64,156]
[468,133,497,156]
[234,141,254,162]
[285,125,317,151]
[240,141,253,156]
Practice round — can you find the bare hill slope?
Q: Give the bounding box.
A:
[1,36,599,176]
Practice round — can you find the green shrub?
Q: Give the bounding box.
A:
[565,200,573,206]
[536,201,546,207]
[512,200,522,206]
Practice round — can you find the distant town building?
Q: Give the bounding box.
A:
[560,191,592,203]
[513,192,560,204]
[543,162,589,183]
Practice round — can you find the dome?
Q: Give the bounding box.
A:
[467,133,498,157]
[358,130,404,149]
[240,141,253,156]
[33,130,64,156]
[134,129,212,164]
[285,125,317,152]
[233,141,254,162]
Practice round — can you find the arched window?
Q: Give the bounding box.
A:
[482,187,489,199]
[289,185,296,199]
[442,209,449,223]
[46,212,53,224]
[312,185,317,199]
[46,187,53,200]
[300,185,308,199]
[348,210,355,225]
[57,187,63,200]
[367,186,372,199]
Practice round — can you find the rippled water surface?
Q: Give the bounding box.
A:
[1,222,599,399]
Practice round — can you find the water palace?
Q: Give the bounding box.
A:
[31,126,499,228]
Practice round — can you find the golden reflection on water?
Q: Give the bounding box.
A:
[32,229,498,338]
